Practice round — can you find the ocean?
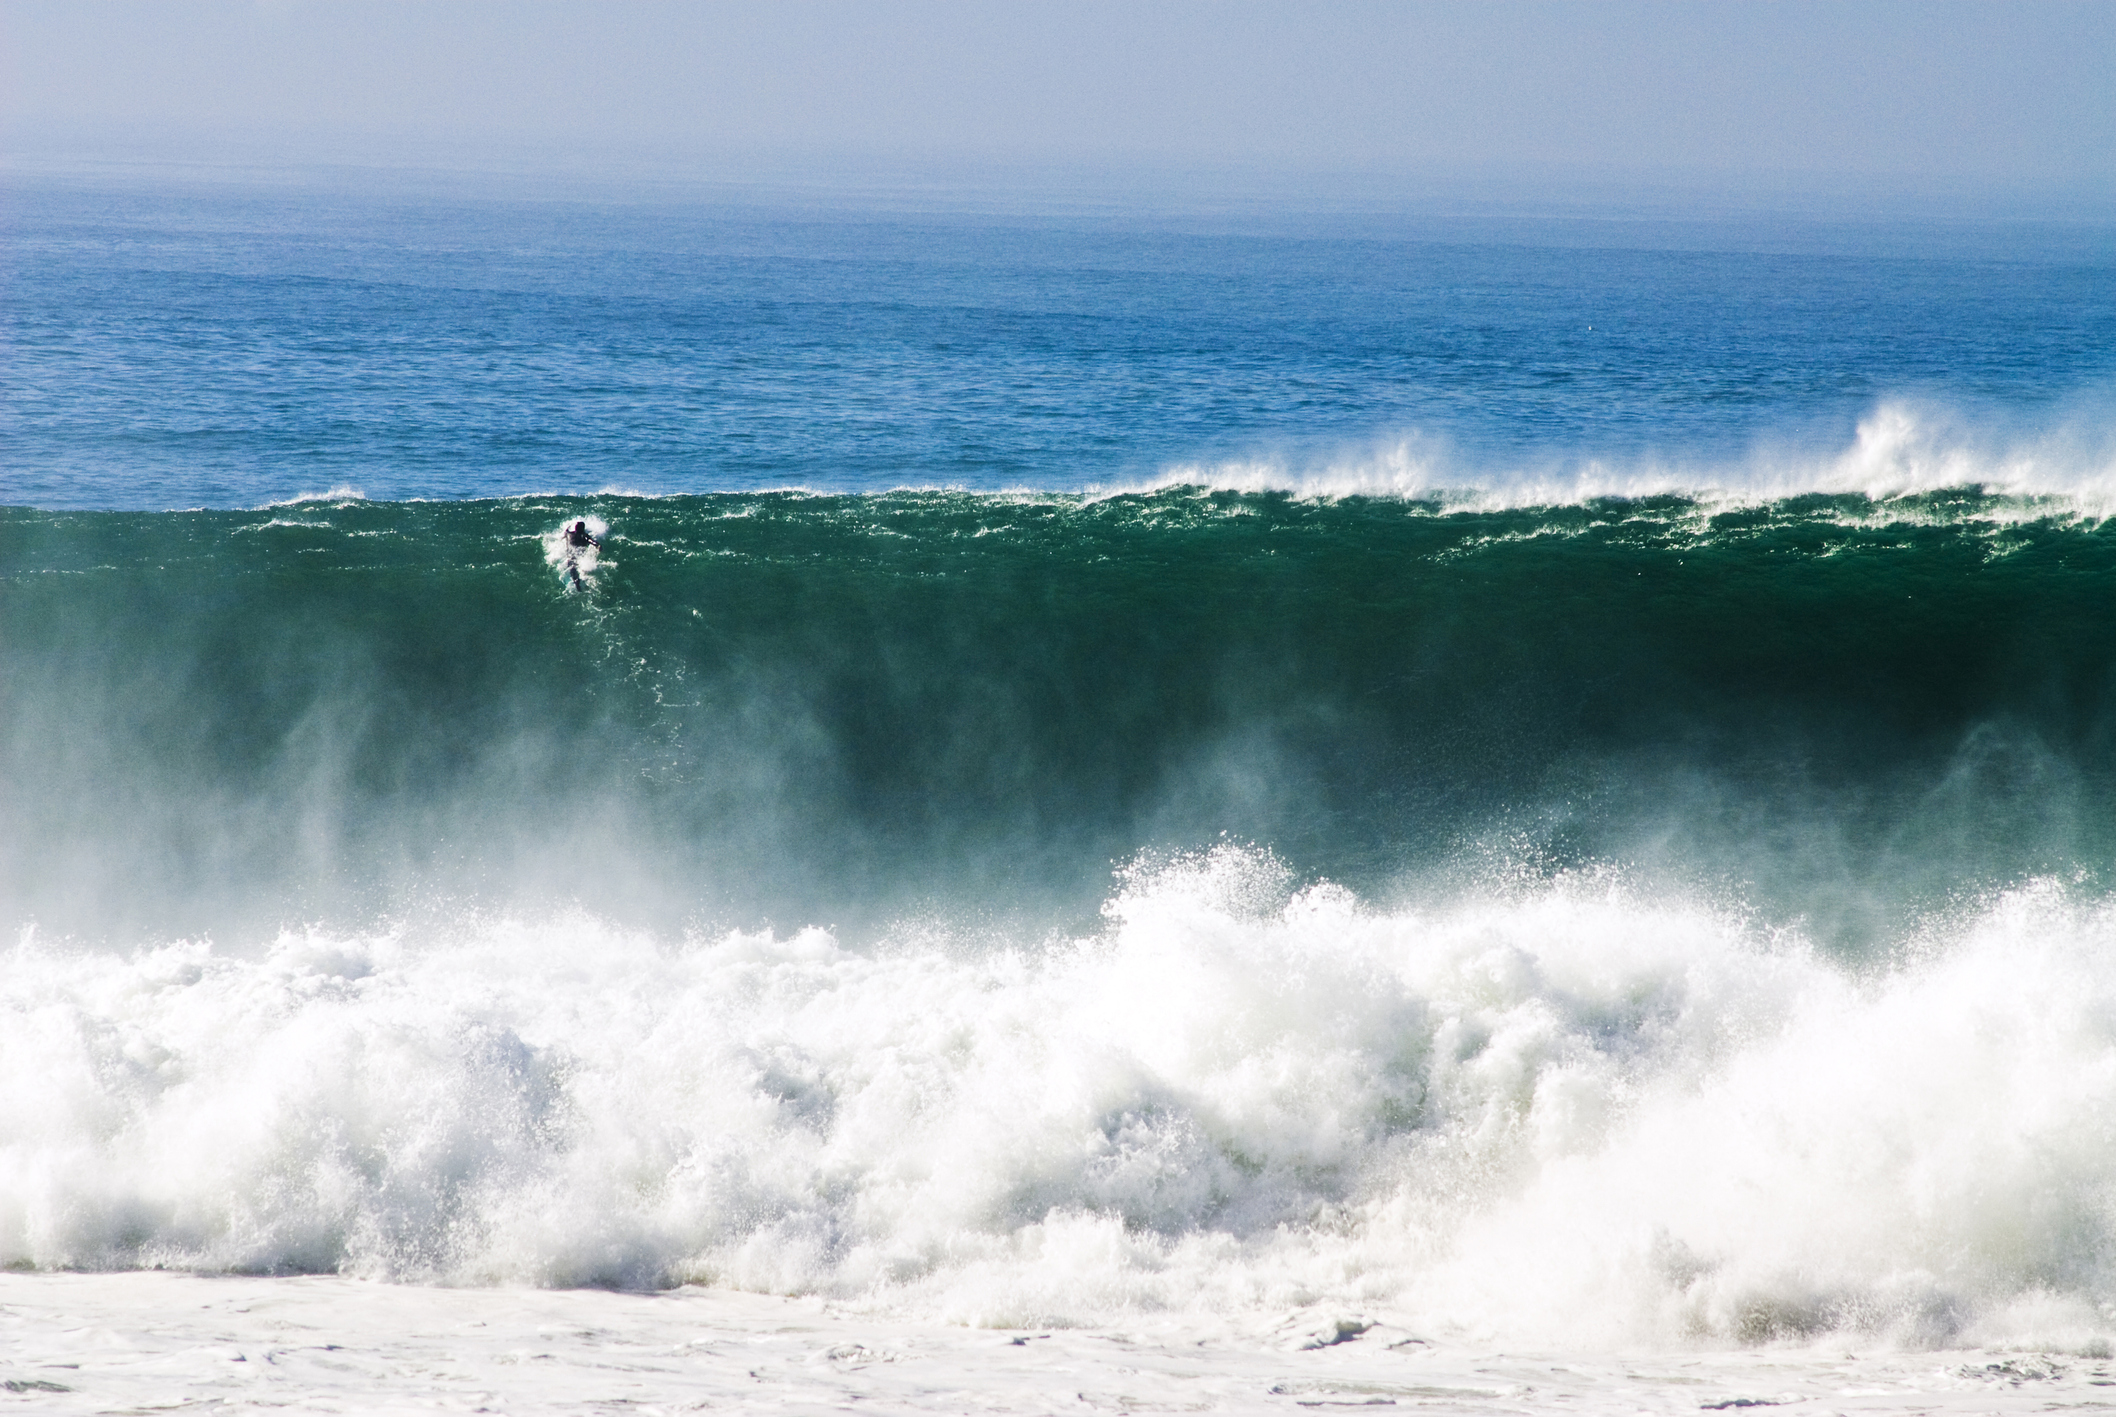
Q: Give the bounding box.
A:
[5,171,2116,1410]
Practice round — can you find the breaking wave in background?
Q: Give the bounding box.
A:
[1132,398,2116,511]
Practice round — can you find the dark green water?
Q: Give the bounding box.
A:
[7,487,2115,949]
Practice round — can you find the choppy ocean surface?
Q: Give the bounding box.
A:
[6,175,2116,1357]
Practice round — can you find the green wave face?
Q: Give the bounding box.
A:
[8,487,2116,949]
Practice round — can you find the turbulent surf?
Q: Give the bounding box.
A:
[7,174,2116,1351]
[8,480,2116,1345]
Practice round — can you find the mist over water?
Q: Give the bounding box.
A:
[11,451,2116,950]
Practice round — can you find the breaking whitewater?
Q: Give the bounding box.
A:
[12,847,2116,1348]
[13,459,2116,1410]
[13,853,2116,1412]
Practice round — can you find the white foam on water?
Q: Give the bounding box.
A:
[6,848,2116,1351]
[1118,398,2116,513]
[8,1271,2107,1416]
[257,485,366,509]
[541,513,610,588]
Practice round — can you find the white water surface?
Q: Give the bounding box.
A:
[2,1272,2108,1415]
[9,848,2116,1355]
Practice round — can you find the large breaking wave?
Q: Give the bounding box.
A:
[9,421,2116,1346]
[9,444,2116,945]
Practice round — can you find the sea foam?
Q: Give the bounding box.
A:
[5,847,2115,1350]
[1127,397,2116,513]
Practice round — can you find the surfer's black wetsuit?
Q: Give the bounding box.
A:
[562,522,600,591]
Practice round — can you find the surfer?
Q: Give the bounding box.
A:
[561,519,601,593]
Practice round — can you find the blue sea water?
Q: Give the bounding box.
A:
[9,171,2116,1340]
[6,177,2112,508]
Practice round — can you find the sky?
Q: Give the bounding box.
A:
[3,0,2113,209]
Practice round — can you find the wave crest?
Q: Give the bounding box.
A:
[1122,398,2116,511]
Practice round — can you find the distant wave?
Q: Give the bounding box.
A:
[258,485,368,509]
[1117,398,2116,512]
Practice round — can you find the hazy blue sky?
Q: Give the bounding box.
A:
[4,1,2112,205]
